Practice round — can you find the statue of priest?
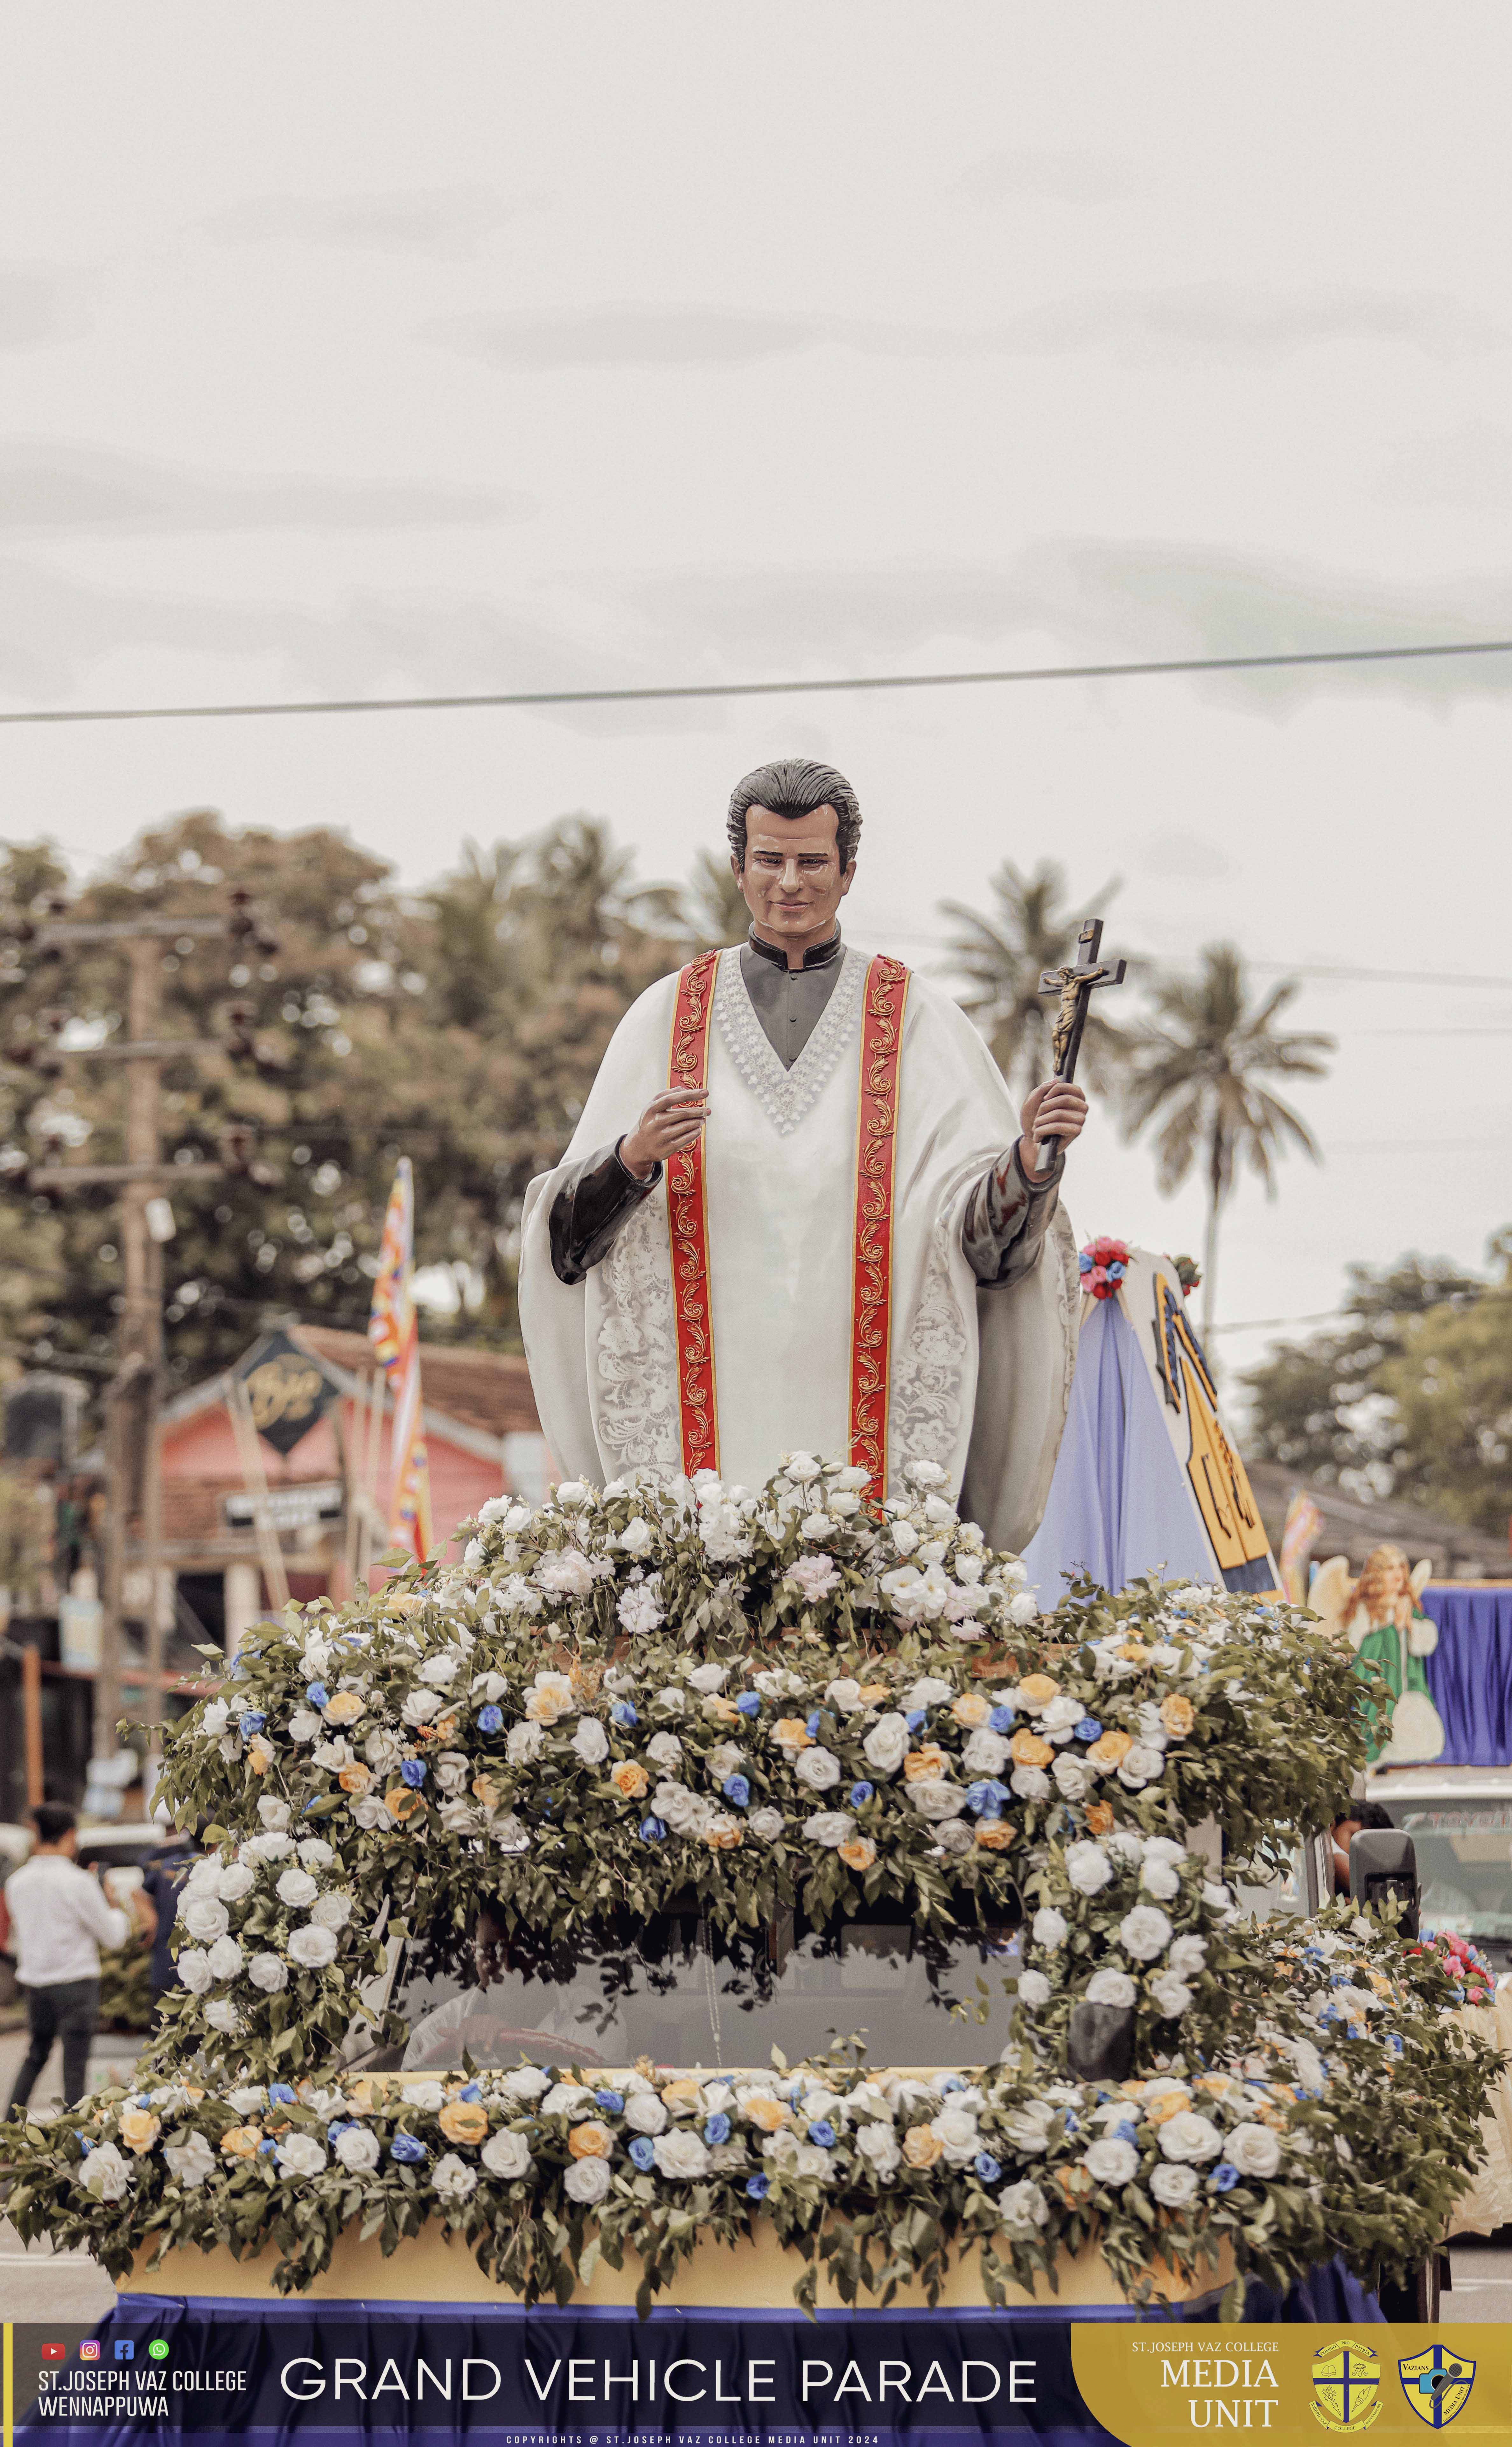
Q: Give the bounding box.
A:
[519,758,1084,1549]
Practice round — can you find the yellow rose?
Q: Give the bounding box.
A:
[774,1717,813,1751]
[1009,1729,1054,1770]
[857,1683,891,1705]
[1159,1693,1195,1739]
[904,1744,948,1781]
[247,1737,274,1776]
[1055,2164,1094,2204]
[471,1772,502,1811]
[902,2124,944,2169]
[384,1593,423,1616]
[438,2100,490,2147]
[431,1709,461,1745]
[609,1759,648,1800]
[661,2079,703,2115]
[1086,1730,1133,1770]
[1084,1802,1115,1836]
[974,1821,1014,1851]
[838,1836,877,1871]
[525,1688,569,1724]
[338,1762,372,1795]
[119,2108,160,2155]
[1118,1640,1151,1665]
[703,1819,744,1850]
[951,1692,990,1729]
[705,1695,740,1723]
[220,2124,263,2158]
[567,2120,614,2160]
[1144,2088,1193,2126]
[385,1785,427,1823]
[1017,1673,1060,1710]
[346,2078,383,2115]
[743,2094,790,2133]
[324,1690,366,1727]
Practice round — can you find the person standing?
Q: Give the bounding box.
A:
[134,1822,203,2010]
[3,1803,142,2115]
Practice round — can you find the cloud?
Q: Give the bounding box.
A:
[951,149,1142,206]
[434,286,1502,373]
[0,444,532,537]
[200,185,531,255]
[0,263,97,351]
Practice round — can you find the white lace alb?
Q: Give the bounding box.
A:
[713,944,868,1139]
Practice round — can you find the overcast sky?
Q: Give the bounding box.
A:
[2,7,1509,1402]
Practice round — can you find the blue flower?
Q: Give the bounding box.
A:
[77,2134,93,2153]
[988,1704,1015,1733]
[736,1692,761,1716]
[327,2121,352,2141]
[805,1710,822,1738]
[905,1709,927,1732]
[400,1758,427,1789]
[965,1780,1002,1819]
[974,2152,1002,2184]
[611,1701,639,1728]
[459,2083,482,2103]
[938,2075,964,2093]
[1114,2119,1138,2146]
[1108,1261,1126,1281]
[1060,2110,1080,2136]
[807,2120,836,2149]
[258,2137,277,2154]
[1074,1717,1102,1744]
[268,2083,296,2106]
[629,2136,656,2171]
[722,1775,751,1809]
[640,1816,668,1843]
[849,1781,874,1809]
[238,1710,266,1737]
[1078,1251,1093,1276]
[478,1704,503,1734]
[704,2113,732,2146]
[305,1683,329,1709]
[595,2090,625,2115]
[390,2133,428,2164]
[1210,2162,1240,2193]
[746,2172,770,2200]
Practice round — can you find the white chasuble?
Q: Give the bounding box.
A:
[518,945,1078,1550]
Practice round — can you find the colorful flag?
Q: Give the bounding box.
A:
[1280,1489,1324,1606]
[368,1157,432,1565]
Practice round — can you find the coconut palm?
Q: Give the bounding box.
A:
[939,859,1128,1099]
[1120,945,1334,1341]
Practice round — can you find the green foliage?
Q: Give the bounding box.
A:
[939,858,1128,1098]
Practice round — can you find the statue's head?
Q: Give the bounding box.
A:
[726,758,860,954]
[1355,1542,1414,1626]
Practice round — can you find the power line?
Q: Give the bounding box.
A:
[3,634,1512,727]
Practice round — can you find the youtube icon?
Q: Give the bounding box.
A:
[40,2344,65,2364]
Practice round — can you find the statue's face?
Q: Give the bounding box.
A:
[734,802,855,952]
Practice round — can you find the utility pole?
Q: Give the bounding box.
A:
[20,902,272,1771]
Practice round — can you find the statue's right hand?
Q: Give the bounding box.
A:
[620,1087,709,1180]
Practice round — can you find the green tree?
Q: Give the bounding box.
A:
[683,848,749,949]
[939,859,1126,1099]
[1119,946,1333,1340]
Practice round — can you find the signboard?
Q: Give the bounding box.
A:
[222,1482,343,1532]
[232,1333,338,1458]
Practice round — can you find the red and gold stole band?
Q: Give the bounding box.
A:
[666,949,720,1477]
[849,954,910,1500]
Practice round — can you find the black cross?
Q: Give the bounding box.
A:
[1035,916,1126,1169]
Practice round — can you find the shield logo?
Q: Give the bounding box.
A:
[1311,2338,1383,2432]
[1399,2344,1476,2429]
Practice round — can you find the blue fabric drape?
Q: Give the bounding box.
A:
[1420,1586,1512,1766]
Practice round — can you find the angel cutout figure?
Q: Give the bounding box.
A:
[1310,1542,1446,1766]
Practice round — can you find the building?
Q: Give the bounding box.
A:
[157,1325,547,1655]
[1246,1460,1509,1583]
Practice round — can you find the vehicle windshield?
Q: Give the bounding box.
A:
[1379,1800,1512,1966]
[364,1901,1021,2074]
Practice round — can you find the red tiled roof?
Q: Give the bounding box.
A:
[294,1326,541,1439]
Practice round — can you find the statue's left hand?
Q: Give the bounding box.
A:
[1018,1079,1088,1181]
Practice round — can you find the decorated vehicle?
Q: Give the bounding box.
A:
[0,1458,1497,2424]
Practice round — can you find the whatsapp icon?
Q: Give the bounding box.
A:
[147,2341,170,2362]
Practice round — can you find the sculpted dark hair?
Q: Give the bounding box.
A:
[727,759,861,871]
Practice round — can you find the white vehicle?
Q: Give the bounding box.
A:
[1366,1764,1512,1975]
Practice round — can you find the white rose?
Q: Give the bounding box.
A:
[1140,1859,1181,1902]
[331,2122,380,2173]
[794,1746,841,1791]
[81,2141,131,2202]
[248,1952,289,1994]
[862,1713,910,1775]
[653,2129,711,2179]
[783,1451,821,1483]
[179,1895,229,1942]
[225,2085,266,2114]
[855,2122,901,2178]
[163,2129,217,2189]
[1119,1906,1172,1961]
[1108,1831,1145,1865]
[908,1778,964,1822]
[276,2132,327,2178]
[563,2155,612,2205]
[572,1718,609,1767]
[276,1867,318,1910]
[1065,1842,1114,1896]
[1202,1882,1232,1912]
[257,1798,292,1831]
[216,1863,255,1904]
[288,1922,339,1970]
[507,1720,544,1765]
[936,1817,974,1855]
[555,1479,591,1507]
[825,1678,864,1714]
[204,1999,242,2033]
[1083,2137,1138,2186]
[501,2065,551,2101]
[1169,1935,1208,1978]
[1149,1973,1193,2017]
[1117,1742,1165,1789]
[1158,2112,1223,2164]
[646,1732,683,1768]
[176,1947,214,1994]
[365,1728,405,1771]
[1143,1836,1187,1866]
[402,1689,446,1728]
[1011,1765,1051,1801]
[999,2178,1049,2232]
[287,1710,323,1744]
[1017,1971,1052,2008]
[1006,1591,1039,1626]
[687,1662,728,1694]
[1052,1756,1091,1800]
[1085,1969,1137,2008]
[200,1699,230,1738]
[206,1935,244,1980]
[1032,1908,1068,1950]
[1150,2161,1199,2207]
[541,2081,592,2117]
[298,1839,335,1870]
[432,2151,478,2202]
[1223,2123,1282,2179]
[311,1891,352,1931]
[962,1729,1010,1775]
[655,1685,686,1714]
[931,2107,980,2163]
[432,1752,472,1795]
[746,1807,785,1842]
[624,2092,669,2135]
[481,2128,533,2178]
[1001,2102,1056,2154]
[802,1811,855,1849]
[617,1517,654,1557]
[1041,1695,1084,1732]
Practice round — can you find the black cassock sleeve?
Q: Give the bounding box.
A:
[548,1140,662,1286]
[960,1142,1064,1289]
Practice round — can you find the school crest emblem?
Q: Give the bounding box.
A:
[1398,2343,1475,2428]
[1311,2338,1382,2432]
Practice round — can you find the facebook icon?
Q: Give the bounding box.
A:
[114,2341,135,2362]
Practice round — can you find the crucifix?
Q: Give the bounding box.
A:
[1036,917,1126,1171]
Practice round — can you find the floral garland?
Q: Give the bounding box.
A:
[1079,1238,1130,1301]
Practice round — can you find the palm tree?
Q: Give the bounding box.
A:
[939,859,1128,1098]
[1120,946,1334,1341]
[683,848,749,950]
